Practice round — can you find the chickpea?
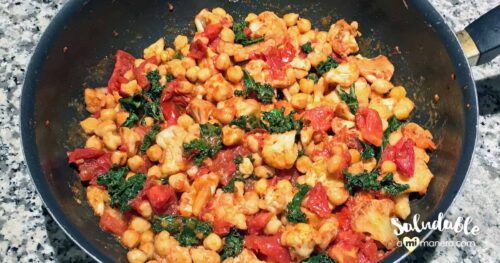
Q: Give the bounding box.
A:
[246,135,260,153]
[98,109,115,122]
[140,230,154,243]
[85,135,103,150]
[299,79,314,95]
[203,233,223,251]
[283,13,299,27]
[138,201,152,218]
[128,155,145,172]
[349,149,361,163]
[254,178,268,195]
[143,117,154,127]
[371,79,393,94]
[226,66,243,83]
[327,154,343,175]
[197,68,212,83]
[251,153,262,167]
[212,7,226,16]
[147,165,162,178]
[103,132,122,151]
[307,52,327,67]
[288,82,300,95]
[169,173,190,192]
[212,107,235,125]
[181,57,196,69]
[389,132,403,146]
[215,53,231,71]
[381,160,397,174]
[222,126,245,146]
[239,157,254,176]
[94,120,117,137]
[297,18,311,33]
[264,216,282,235]
[122,229,140,249]
[116,112,129,126]
[129,217,151,233]
[186,66,200,83]
[394,194,410,219]
[300,126,314,146]
[220,27,235,43]
[111,151,127,165]
[389,86,407,100]
[291,93,309,109]
[174,35,188,50]
[393,97,415,120]
[80,117,99,134]
[254,165,274,178]
[146,145,163,162]
[316,31,328,43]
[295,156,312,173]
[127,249,148,263]
[245,13,258,22]
[139,242,155,258]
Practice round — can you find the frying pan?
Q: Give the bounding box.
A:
[20,0,500,262]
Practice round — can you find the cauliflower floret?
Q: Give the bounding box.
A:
[350,195,398,249]
[84,88,105,114]
[194,8,233,32]
[143,38,165,61]
[156,125,187,175]
[327,19,359,57]
[281,223,316,260]
[168,245,193,263]
[179,173,219,217]
[258,179,295,214]
[190,246,221,263]
[393,159,434,195]
[261,131,298,169]
[314,217,339,250]
[222,249,265,263]
[350,55,394,83]
[202,185,247,230]
[204,74,234,102]
[324,61,359,87]
[120,127,141,156]
[187,98,215,124]
[256,11,287,44]
[402,123,437,150]
[86,185,110,216]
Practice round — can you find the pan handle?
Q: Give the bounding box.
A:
[457,5,500,66]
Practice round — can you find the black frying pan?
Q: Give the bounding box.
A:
[20,0,500,262]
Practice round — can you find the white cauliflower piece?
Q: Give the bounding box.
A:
[190,246,221,263]
[258,180,295,214]
[281,223,316,260]
[187,98,215,124]
[222,249,265,263]
[327,19,359,57]
[261,131,298,169]
[86,186,109,216]
[156,125,187,175]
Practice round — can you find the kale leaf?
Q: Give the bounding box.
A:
[97,166,146,212]
[140,124,161,154]
[229,115,264,132]
[261,107,303,134]
[219,228,244,260]
[233,21,265,46]
[235,71,274,104]
[306,73,319,83]
[361,141,375,160]
[122,112,139,128]
[381,173,409,196]
[183,123,223,166]
[301,253,336,263]
[315,56,338,75]
[343,169,409,196]
[382,116,404,148]
[337,86,359,114]
[152,215,213,246]
[286,183,311,223]
[301,42,313,54]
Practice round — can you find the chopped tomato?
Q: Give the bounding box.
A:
[247,212,273,234]
[160,101,180,126]
[335,230,365,251]
[159,79,190,126]
[99,208,128,235]
[381,137,415,177]
[355,108,383,147]
[245,234,291,263]
[305,183,331,218]
[203,23,223,43]
[264,41,296,79]
[133,57,158,88]
[303,106,335,132]
[68,148,112,181]
[213,219,233,236]
[188,39,207,60]
[107,50,136,93]
[243,27,252,37]
[275,167,299,184]
[331,52,346,63]
[129,177,158,212]
[146,184,177,214]
[358,239,379,263]
[210,146,251,185]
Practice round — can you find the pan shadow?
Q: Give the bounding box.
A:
[475,74,500,116]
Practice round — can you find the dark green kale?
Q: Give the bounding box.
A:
[233,21,265,46]
[222,155,248,193]
[229,115,264,132]
[219,228,244,260]
[235,71,274,104]
[361,141,375,160]
[315,56,338,75]
[301,42,313,54]
[286,184,311,223]
[337,86,359,114]
[261,107,303,134]
[343,169,408,196]
[234,155,244,165]
[122,112,139,128]
[382,116,404,148]
[301,253,336,263]
[381,173,409,196]
[140,124,161,154]
[183,123,223,166]
[97,166,146,212]
[306,73,319,83]
[152,215,213,246]
[298,148,306,157]
[173,52,184,59]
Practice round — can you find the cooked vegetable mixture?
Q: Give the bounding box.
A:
[68,8,437,263]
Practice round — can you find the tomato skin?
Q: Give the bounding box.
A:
[355,108,383,147]
[188,39,207,60]
[213,219,232,236]
[305,183,331,218]
[265,41,296,79]
[303,106,335,132]
[133,57,158,88]
[358,239,379,263]
[244,234,292,263]
[210,146,251,185]
[203,23,223,42]
[108,50,136,93]
[381,137,415,177]
[160,101,180,126]
[99,208,128,235]
[68,148,112,181]
[247,212,273,234]
[146,184,177,214]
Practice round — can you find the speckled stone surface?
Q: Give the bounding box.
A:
[0,0,498,262]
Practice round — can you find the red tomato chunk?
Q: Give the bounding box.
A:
[355,108,383,146]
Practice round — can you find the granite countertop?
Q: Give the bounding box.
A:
[0,0,498,262]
